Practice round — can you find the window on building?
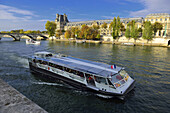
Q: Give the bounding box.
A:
[147,19,149,21]
[151,19,153,21]
[156,19,157,21]
[160,18,162,21]
[165,18,167,21]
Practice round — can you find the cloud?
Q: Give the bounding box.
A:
[101,16,114,19]
[0,4,46,31]
[128,0,170,17]
[38,19,50,22]
[0,20,46,31]
[0,4,35,20]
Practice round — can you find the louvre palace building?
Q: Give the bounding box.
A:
[55,13,170,37]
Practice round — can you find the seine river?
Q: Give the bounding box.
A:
[0,38,170,113]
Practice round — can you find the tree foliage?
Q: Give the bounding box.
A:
[112,17,117,40]
[71,27,80,38]
[101,22,107,29]
[125,25,131,40]
[64,30,71,39]
[109,22,113,30]
[112,16,121,41]
[142,21,153,42]
[120,23,126,32]
[78,24,99,40]
[45,21,56,37]
[56,30,62,37]
[130,21,139,42]
[116,16,121,37]
[92,25,100,30]
[152,22,163,36]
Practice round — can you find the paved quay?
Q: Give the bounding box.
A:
[0,78,48,113]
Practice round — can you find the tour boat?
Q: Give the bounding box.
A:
[28,52,135,99]
[26,39,41,45]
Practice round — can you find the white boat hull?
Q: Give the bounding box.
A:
[26,39,41,45]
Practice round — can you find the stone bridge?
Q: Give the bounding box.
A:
[0,33,48,41]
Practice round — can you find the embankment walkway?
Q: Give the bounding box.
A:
[0,78,48,113]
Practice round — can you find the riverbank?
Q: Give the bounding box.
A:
[51,37,170,47]
[0,78,47,113]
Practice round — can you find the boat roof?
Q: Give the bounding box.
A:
[34,51,52,55]
[34,53,122,77]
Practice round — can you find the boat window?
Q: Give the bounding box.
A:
[64,67,71,72]
[38,60,43,64]
[77,71,84,78]
[49,63,55,67]
[35,59,38,63]
[95,76,107,85]
[42,61,48,65]
[49,62,53,66]
[33,59,36,63]
[85,73,92,77]
[70,69,77,75]
[46,54,53,57]
[55,64,63,70]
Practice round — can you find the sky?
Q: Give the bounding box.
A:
[0,0,170,31]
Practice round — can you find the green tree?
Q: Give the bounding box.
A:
[137,27,142,33]
[45,21,56,37]
[142,21,153,43]
[96,34,101,40]
[130,21,139,43]
[125,24,131,40]
[112,17,117,40]
[116,16,121,39]
[112,16,121,41]
[152,22,163,36]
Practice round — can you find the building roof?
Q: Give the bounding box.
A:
[66,17,143,26]
[146,13,170,18]
[34,54,122,77]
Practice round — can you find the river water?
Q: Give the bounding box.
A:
[0,38,170,113]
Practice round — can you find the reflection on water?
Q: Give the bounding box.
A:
[0,39,169,113]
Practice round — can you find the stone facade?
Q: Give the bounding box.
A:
[55,13,69,31]
[55,13,170,38]
[145,13,170,37]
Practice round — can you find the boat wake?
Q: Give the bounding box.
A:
[32,81,64,86]
[96,94,113,99]
[9,54,29,68]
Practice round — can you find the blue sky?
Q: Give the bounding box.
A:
[0,0,170,31]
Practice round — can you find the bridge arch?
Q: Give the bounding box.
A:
[0,34,19,41]
[23,34,35,40]
[37,34,48,40]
